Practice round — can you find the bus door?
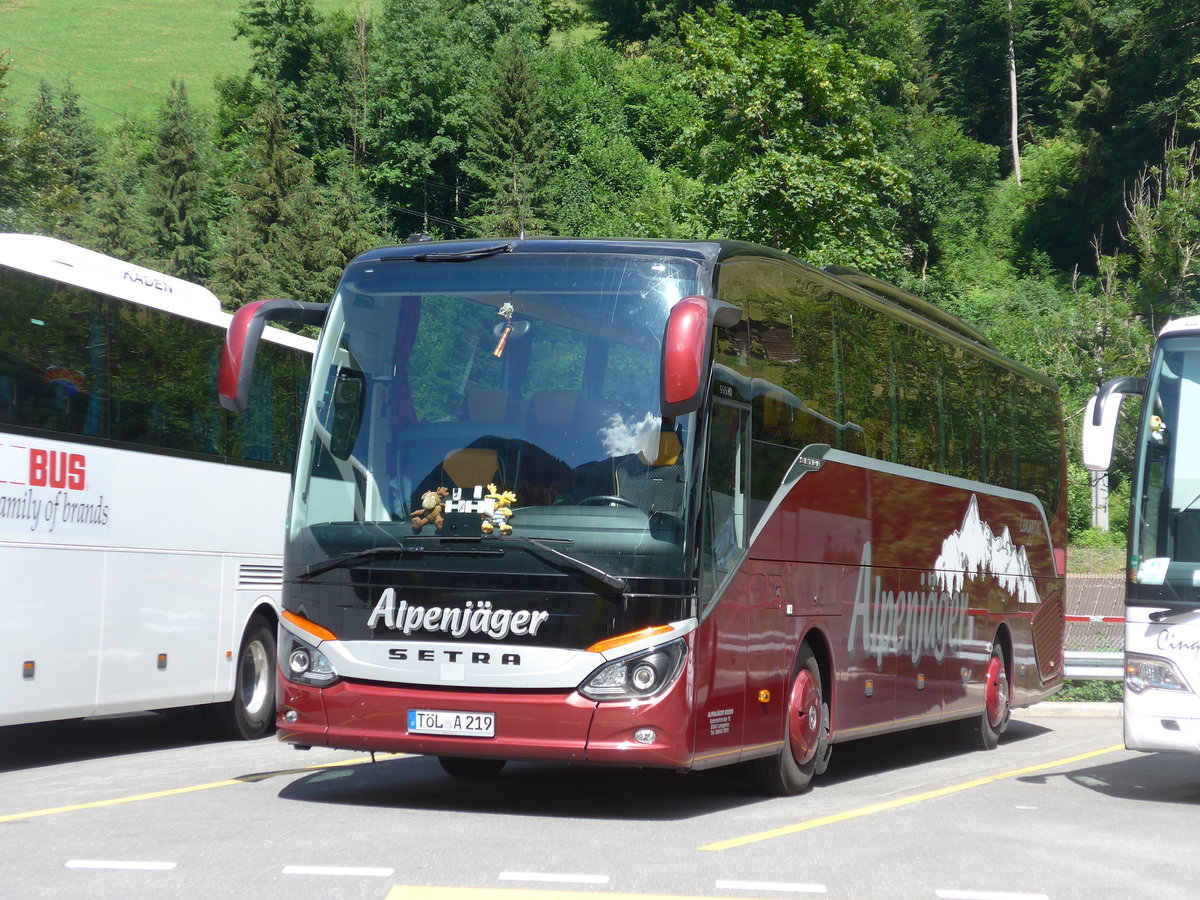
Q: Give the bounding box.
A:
[694,397,752,763]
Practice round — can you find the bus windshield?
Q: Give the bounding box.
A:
[290,250,704,581]
[1132,335,1200,594]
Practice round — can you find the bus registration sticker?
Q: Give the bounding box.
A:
[408,709,495,738]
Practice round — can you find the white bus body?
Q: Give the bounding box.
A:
[1,234,312,737]
[1083,315,1200,753]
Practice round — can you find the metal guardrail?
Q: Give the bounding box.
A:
[1064,649,1124,681]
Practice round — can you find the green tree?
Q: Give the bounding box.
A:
[462,37,557,237]
[84,120,156,263]
[209,203,276,309]
[367,0,546,232]
[143,80,214,282]
[0,52,20,229]
[678,7,909,272]
[321,156,394,262]
[21,77,102,239]
[19,81,74,234]
[538,43,700,237]
[230,0,356,168]
[1121,135,1200,326]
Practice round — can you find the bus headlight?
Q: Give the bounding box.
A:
[1125,653,1192,694]
[579,639,686,701]
[281,630,339,687]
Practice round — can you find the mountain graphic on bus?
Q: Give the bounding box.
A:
[933,495,1040,605]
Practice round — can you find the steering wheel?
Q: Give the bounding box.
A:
[579,495,638,508]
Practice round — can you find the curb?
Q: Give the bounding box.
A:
[1014,701,1123,718]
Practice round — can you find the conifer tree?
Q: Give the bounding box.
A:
[321,158,393,264]
[0,53,28,230]
[21,77,103,239]
[85,121,156,263]
[19,81,73,234]
[236,96,311,248]
[209,202,276,310]
[462,36,557,237]
[144,80,213,282]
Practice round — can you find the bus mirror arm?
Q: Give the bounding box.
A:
[219,298,328,413]
[709,299,741,330]
[1092,375,1146,426]
[1081,374,1147,472]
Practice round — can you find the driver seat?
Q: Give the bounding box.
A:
[615,431,684,514]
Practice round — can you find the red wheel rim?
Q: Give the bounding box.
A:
[985,654,1010,729]
[788,667,822,766]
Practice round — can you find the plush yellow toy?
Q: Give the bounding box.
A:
[412,486,449,532]
[481,483,517,534]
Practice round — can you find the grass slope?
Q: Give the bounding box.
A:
[0,0,367,129]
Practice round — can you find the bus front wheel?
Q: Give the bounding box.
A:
[207,614,277,740]
[748,644,830,796]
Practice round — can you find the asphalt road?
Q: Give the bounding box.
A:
[0,705,1195,900]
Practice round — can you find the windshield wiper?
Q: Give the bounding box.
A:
[499,536,627,594]
[297,542,502,579]
[398,243,514,263]
[1149,604,1200,622]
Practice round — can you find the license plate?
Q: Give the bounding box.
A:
[407,709,495,738]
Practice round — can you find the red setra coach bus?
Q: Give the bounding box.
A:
[221,238,1066,794]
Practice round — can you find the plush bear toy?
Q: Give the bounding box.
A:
[412,486,449,532]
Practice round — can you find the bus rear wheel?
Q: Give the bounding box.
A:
[206,614,276,740]
[438,756,507,778]
[967,645,1010,751]
[748,644,829,796]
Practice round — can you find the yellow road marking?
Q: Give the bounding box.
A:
[699,743,1124,851]
[387,890,775,900]
[0,752,408,823]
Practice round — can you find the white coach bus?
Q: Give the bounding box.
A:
[1084,315,1200,754]
[1,234,311,738]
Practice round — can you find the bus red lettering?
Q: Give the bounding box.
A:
[29,448,47,486]
[67,454,85,490]
[29,450,85,490]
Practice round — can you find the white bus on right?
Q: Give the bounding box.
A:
[1084,314,1200,753]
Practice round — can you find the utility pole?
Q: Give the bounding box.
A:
[1092,471,1110,531]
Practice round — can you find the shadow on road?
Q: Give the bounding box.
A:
[1018,749,1200,806]
[274,718,1053,820]
[0,710,225,772]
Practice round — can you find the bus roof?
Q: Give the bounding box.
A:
[0,233,314,352]
[0,233,224,323]
[1159,315,1200,338]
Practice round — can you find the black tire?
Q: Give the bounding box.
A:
[207,614,276,740]
[747,644,829,796]
[968,644,1011,751]
[437,756,507,778]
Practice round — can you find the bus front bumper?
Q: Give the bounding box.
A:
[1125,689,1200,753]
[276,675,695,769]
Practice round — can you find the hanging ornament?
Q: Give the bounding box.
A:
[493,302,515,358]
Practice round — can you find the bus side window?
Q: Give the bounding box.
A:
[835,298,892,461]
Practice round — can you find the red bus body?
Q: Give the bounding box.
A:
[225,239,1066,794]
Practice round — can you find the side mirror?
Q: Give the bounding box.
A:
[1081,375,1146,471]
[219,298,327,413]
[660,296,741,417]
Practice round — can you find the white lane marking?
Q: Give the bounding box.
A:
[65,860,176,871]
[282,865,395,877]
[716,879,827,893]
[936,892,1049,900]
[498,872,610,885]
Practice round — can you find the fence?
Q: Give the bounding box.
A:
[1063,574,1124,680]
